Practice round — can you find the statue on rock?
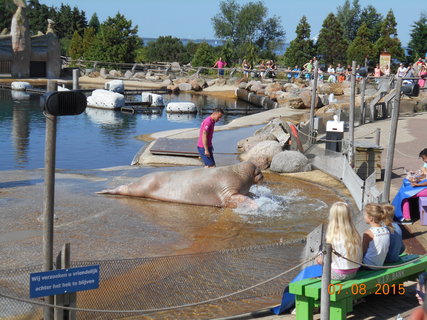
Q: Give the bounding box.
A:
[11,0,31,78]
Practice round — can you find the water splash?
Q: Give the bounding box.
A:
[234,185,328,220]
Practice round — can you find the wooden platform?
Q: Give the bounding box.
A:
[150,138,199,157]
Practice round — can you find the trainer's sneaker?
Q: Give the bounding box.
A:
[399,219,413,225]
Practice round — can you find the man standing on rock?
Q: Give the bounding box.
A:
[197,108,224,168]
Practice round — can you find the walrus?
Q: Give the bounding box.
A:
[97,161,263,208]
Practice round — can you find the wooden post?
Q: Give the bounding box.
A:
[348,61,356,166]
[54,243,76,320]
[360,77,366,124]
[383,77,403,202]
[72,69,79,90]
[43,80,57,320]
[375,128,381,146]
[309,61,319,145]
[320,243,332,320]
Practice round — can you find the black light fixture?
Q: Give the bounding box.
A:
[41,91,87,116]
[401,82,420,97]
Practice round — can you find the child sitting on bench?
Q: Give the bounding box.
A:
[362,203,390,269]
[382,203,405,263]
[316,202,362,280]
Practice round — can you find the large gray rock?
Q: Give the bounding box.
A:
[265,83,283,97]
[178,82,192,91]
[270,151,311,173]
[109,69,122,77]
[171,62,181,72]
[238,82,248,89]
[124,70,133,79]
[237,133,276,153]
[241,140,282,170]
[299,90,323,108]
[100,68,108,78]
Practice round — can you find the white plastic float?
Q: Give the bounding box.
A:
[11,82,32,91]
[87,89,125,110]
[104,80,124,93]
[141,92,165,107]
[166,102,197,114]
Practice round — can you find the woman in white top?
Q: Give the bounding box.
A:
[317,202,362,280]
[362,203,390,269]
[327,65,336,83]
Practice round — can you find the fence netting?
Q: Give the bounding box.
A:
[0,239,306,319]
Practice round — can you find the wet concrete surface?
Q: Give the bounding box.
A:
[0,166,346,270]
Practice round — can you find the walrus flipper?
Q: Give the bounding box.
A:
[227,194,258,209]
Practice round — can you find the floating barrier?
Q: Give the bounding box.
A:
[11,82,32,91]
[104,80,124,93]
[87,89,125,110]
[166,102,197,114]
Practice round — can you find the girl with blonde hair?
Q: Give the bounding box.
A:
[362,203,390,269]
[318,202,362,280]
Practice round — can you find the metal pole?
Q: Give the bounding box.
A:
[43,80,57,320]
[72,69,79,90]
[360,77,366,124]
[383,77,403,203]
[375,128,381,146]
[309,61,319,145]
[320,243,332,320]
[348,61,356,166]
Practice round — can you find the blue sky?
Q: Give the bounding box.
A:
[39,0,426,46]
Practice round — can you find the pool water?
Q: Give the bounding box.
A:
[0,89,255,170]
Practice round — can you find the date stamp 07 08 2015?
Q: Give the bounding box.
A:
[328,283,406,295]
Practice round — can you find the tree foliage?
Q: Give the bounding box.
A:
[316,13,348,65]
[88,13,140,62]
[88,13,100,33]
[52,4,87,39]
[336,0,361,41]
[407,13,427,62]
[359,5,383,43]
[26,0,51,34]
[191,42,217,67]
[0,0,16,32]
[281,16,314,68]
[145,36,185,63]
[68,31,83,59]
[347,23,376,65]
[374,9,404,61]
[211,0,285,63]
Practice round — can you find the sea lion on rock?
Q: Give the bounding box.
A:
[97,161,263,208]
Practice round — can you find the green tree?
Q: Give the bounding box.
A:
[89,13,140,62]
[347,23,376,65]
[281,16,314,68]
[53,4,86,39]
[68,30,83,59]
[0,0,16,32]
[26,0,51,34]
[145,36,186,63]
[191,42,217,67]
[211,0,285,64]
[374,9,404,61]
[336,0,361,41]
[81,27,96,59]
[407,13,427,62]
[316,13,348,65]
[88,12,100,33]
[359,5,383,43]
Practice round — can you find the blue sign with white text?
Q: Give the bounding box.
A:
[30,265,100,298]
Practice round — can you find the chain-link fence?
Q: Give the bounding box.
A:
[0,239,309,319]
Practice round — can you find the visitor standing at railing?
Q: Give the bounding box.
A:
[419,65,427,88]
[213,57,227,78]
[316,202,361,280]
[242,59,251,79]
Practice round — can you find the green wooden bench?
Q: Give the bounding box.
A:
[288,254,427,320]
